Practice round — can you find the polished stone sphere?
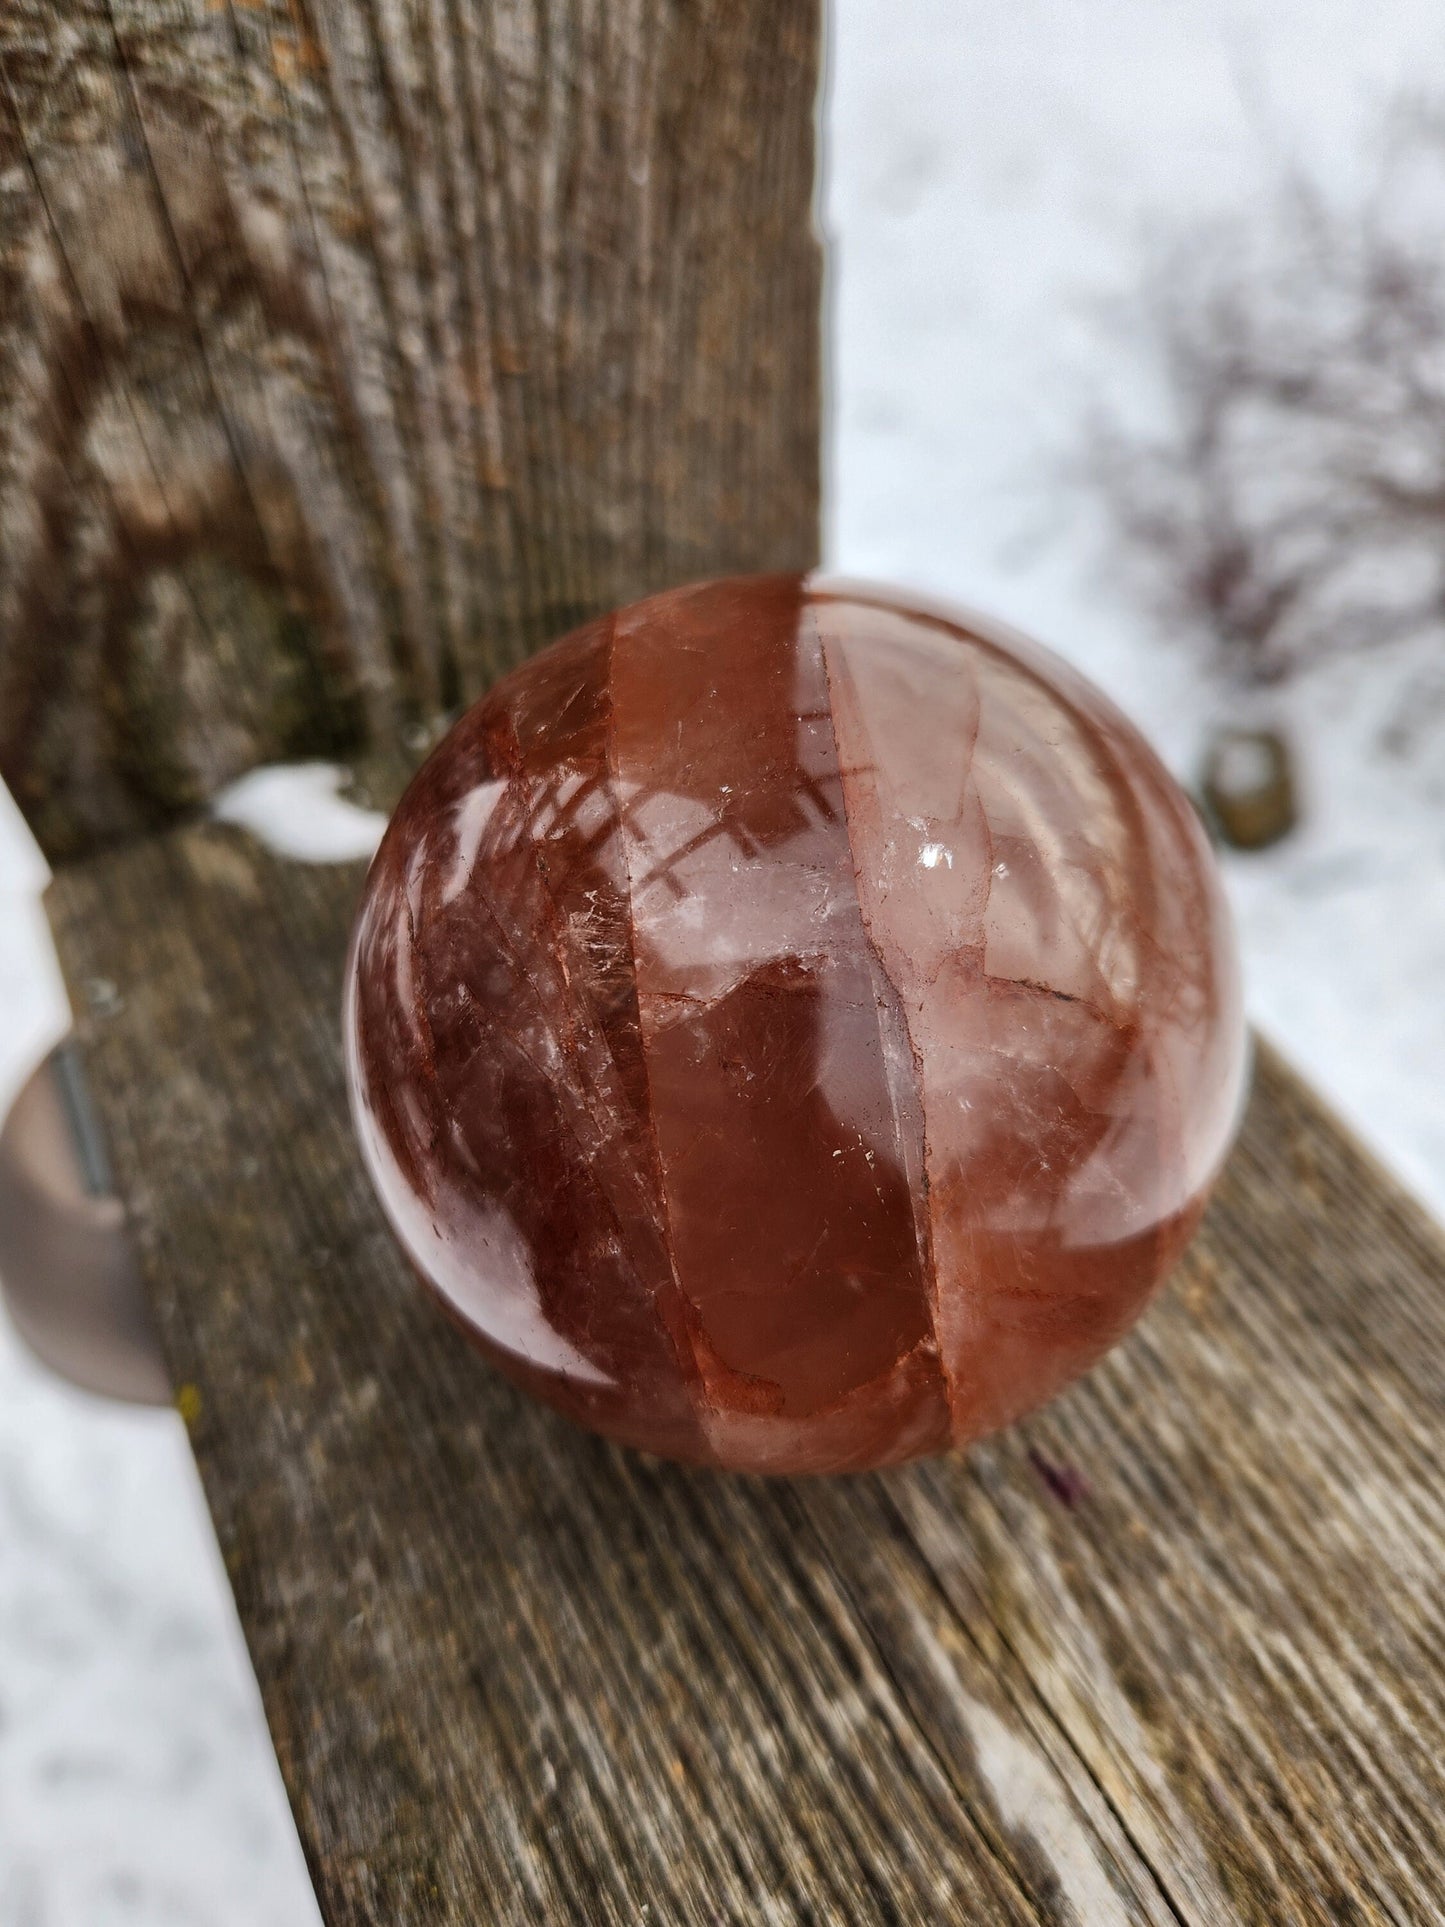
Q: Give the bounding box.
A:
[345,576,1245,1474]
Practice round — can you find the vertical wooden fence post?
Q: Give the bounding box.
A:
[0,0,822,859]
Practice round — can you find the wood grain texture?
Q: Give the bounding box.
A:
[0,0,821,860]
[46,820,1445,1927]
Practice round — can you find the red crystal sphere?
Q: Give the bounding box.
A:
[345,577,1245,1474]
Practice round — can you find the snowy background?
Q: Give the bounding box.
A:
[4,1,1445,1918]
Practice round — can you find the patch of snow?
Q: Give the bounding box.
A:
[212,762,386,864]
[0,784,69,1119]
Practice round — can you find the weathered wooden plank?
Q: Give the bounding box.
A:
[0,0,822,860]
[47,819,1445,1926]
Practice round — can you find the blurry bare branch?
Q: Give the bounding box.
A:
[1090,99,1445,735]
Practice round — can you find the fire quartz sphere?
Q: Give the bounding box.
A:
[345,575,1245,1476]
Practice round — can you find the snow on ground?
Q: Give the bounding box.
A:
[3,2,1445,1919]
[213,763,387,864]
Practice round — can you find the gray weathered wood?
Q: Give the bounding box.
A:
[46,820,1445,1926]
[0,0,821,859]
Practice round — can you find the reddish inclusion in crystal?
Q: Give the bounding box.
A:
[345,577,1245,1474]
